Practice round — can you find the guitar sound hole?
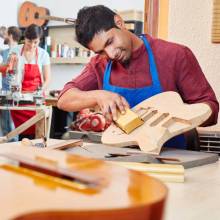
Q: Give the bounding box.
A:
[35,12,39,19]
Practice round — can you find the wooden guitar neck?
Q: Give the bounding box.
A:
[37,15,75,24]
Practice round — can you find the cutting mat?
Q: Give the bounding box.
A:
[65,143,218,169]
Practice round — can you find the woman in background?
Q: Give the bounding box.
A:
[10,24,51,140]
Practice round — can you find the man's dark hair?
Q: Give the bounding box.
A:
[7,26,21,42]
[24,24,43,40]
[75,5,117,48]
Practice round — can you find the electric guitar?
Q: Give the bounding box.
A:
[102,92,212,155]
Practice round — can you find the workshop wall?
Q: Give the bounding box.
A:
[168,0,220,118]
[0,0,20,26]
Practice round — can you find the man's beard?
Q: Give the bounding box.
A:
[121,58,130,67]
[115,49,130,66]
[119,51,131,66]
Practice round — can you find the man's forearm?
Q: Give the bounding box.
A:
[57,88,97,112]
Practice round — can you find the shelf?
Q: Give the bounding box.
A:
[47,25,91,65]
[50,57,90,64]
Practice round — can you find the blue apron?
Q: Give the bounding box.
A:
[103,35,186,149]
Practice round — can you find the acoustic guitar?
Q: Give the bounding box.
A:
[0,145,167,220]
[102,91,212,155]
[18,1,75,27]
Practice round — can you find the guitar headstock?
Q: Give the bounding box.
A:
[65,18,76,25]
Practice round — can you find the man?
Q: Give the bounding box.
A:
[58,5,219,148]
[0,26,21,141]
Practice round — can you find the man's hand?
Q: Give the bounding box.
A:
[57,88,130,118]
[92,90,129,120]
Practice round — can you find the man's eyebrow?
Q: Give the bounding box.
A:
[94,38,112,54]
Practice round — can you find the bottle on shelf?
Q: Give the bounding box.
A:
[45,36,51,56]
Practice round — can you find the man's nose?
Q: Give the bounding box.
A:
[105,46,117,60]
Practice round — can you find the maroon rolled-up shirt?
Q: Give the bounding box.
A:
[59,34,219,125]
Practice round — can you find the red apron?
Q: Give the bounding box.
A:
[11,47,42,135]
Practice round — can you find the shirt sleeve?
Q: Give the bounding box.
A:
[41,49,50,65]
[0,50,6,63]
[9,45,20,56]
[58,61,99,99]
[175,46,219,125]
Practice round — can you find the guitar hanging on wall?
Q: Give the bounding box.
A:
[18,1,75,27]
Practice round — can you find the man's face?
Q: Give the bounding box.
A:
[88,27,132,64]
[3,33,9,45]
[4,34,13,45]
[3,37,9,45]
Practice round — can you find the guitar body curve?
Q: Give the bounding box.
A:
[0,146,167,220]
[18,1,50,27]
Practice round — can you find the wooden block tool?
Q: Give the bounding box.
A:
[115,108,144,134]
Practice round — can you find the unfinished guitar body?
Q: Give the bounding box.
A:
[102,92,212,155]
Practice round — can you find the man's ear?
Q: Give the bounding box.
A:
[114,15,126,29]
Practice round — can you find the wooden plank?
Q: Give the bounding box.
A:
[47,139,83,150]
[151,0,159,37]
[144,0,159,37]
[110,161,184,174]
[4,110,45,142]
[110,161,184,183]
[144,0,150,33]
[212,0,220,43]
[35,109,46,139]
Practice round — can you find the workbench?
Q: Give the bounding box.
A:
[45,95,58,107]
[164,160,220,220]
[0,105,52,140]
[0,139,219,220]
[0,94,60,140]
